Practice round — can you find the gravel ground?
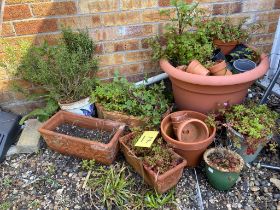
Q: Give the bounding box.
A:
[1,85,280,209]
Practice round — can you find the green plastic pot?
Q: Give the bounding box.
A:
[203,148,244,191]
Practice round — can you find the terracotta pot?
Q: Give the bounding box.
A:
[159,52,269,113]
[38,111,125,165]
[225,69,233,75]
[213,39,238,55]
[170,111,188,135]
[177,119,209,143]
[176,65,187,71]
[161,111,216,167]
[95,103,147,128]
[186,60,210,76]
[209,60,228,76]
[119,132,187,193]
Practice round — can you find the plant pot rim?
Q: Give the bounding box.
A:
[159,51,268,86]
[161,111,216,147]
[39,110,125,148]
[213,39,239,45]
[177,118,209,142]
[203,147,244,173]
[59,97,90,110]
[119,132,187,179]
[233,59,256,72]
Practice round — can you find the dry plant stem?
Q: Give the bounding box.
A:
[82,170,92,189]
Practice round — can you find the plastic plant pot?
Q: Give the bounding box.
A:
[203,148,244,191]
[212,49,226,62]
[232,59,256,74]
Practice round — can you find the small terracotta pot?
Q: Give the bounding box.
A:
[161,111,216,167]
[186,60,210,76]
[119,132,187,193]
[209,60,228,76]
[176,65,187,71]
[177,119,209,143]
[225,69,233,75]
[38,111,125,165]
[213,39,238,55]
[170,111,188,135]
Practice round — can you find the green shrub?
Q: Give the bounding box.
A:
[18,28,98,103]
[91,78,170,127]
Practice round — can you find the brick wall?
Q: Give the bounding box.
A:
[0,0,280,114]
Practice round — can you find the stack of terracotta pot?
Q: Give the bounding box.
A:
[161,111,216,167]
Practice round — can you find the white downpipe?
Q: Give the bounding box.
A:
[134,73,168,87]
[268,16,280,77]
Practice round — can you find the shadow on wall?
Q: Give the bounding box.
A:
[0,0,161,115]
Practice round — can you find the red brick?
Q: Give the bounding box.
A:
[143,61,160,73]
[118,25,156,39]
[121,0,157,10]
[275,0,280,9]
[3,4,32,21]
[58,15,101,30]
[158,0,192,7]
[79,0,118,13]
[99,53,125,67]
[125,50,152,62]
[143,9,170,22]
[213,2,242,15]
[32,2,77,17]
[104,39,139,53]
[258,11,280,22]
[6,0,44,4]
[118,64,142,75]
[268,22,278,33]
[14,19,58,35]
[102,12,142,26]
[1,23,15,37]
[96,69,109,79]
[34,34,61,45]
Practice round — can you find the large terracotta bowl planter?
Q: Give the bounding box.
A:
[119,132,187,193]
[160,53,269,113]
[161,111,216,167]
[39,111,125,165]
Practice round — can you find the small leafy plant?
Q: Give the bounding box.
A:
[91,77,170,127]
[144,189,176,209]
[205,17,262,43]
[225,103,279,154]
[127,134,181,174]
[148,0,214,66]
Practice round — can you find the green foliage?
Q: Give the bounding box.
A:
[81,159,95,171]
[19,97,59,125]
[0,202,12,210]
[2,178,12,187]
[0,39,31,75]
[161,1,204,35]
[226,103,279,150]
[144,189,175,209]
[204,17,262,43]
[129,135,179,174]
[91,77,170,127]
[87,164,136,210]
[148,0,214,66]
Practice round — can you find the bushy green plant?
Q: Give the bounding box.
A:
[225,103,279,153]
[204,17,262,43]
[148,0,214,66]
[144,189,175,209]
[91,77,170,127]
[18,28,98,103]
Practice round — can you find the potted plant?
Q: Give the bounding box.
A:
[38,111,125,165]
[203,147,244,191]
[225,103,279,163]
[91,77,171,128]
[205,17,262,55]
[161,111,216,167]
[119,132,187,193]
[150,1,269,113]
[18,28,98,117]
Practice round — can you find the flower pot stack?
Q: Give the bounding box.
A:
[161,111,216,167]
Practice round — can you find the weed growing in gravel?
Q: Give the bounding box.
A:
[144,189,176,209]
[87,164,138,210]
[28,199,40,209]
[0,202,12,210]
[81,160,95,171]
[2,178,12,187]
[47,164,56,175]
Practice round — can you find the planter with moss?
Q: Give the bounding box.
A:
[39,111,125,165]
[203,147,244,191]
[119,132,187,194]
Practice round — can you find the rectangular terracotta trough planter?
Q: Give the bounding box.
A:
[119,132,187,194]
[39,111,125,165]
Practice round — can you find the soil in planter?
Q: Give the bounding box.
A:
[55,123,115,144]
[127,134,182,174]
[207,149,241,172]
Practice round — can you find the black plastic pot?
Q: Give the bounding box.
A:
[232,59,256,74]
[226,44,256,64]
[212,49,226,62]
